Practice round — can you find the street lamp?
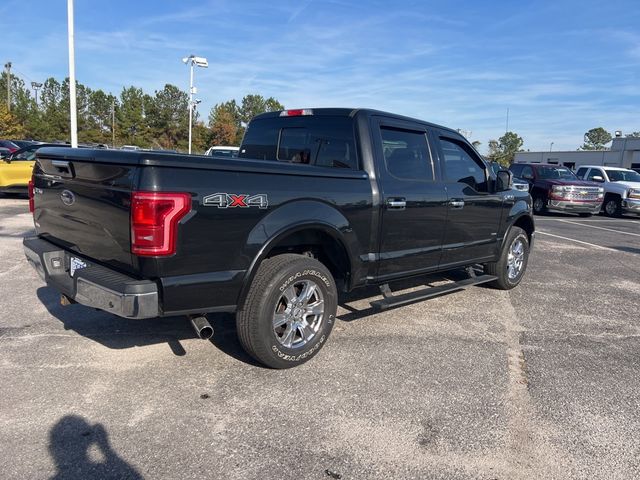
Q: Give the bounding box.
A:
[549,141,554,152]
[182,54,208,154]
[31,82,42,106]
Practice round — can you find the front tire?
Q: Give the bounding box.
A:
[485,226,530,290]
[532,195,547,215]
[603,196,621,217]
[236,254,337,369]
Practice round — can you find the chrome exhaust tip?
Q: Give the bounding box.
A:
[190,315,213,340]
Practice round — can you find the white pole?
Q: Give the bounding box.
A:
[67,0,78,147]
[188,61,194,154]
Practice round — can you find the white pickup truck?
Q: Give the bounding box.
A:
[575,165,640,217]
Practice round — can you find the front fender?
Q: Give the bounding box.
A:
[499,196,534,244]
[237,199,360,306]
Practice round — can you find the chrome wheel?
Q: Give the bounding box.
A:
[272,279,325,349]
[506,238,525,280]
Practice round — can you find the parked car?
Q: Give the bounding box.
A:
[0,140,20,154]
[510,163,604,216]
[0,143,68,194]
[24,108,534,368]
[575,165,640,216]
[205,145,239,157]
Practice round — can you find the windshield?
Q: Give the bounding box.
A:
[605,169,640,182]
[536,166,577,180]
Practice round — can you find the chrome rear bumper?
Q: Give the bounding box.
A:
[23,236,159,319]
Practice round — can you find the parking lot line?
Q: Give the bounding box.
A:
[551,219,640,237]
[537,231,620,252]
[536,216,640,224]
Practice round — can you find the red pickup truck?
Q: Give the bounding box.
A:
[509,163,604,216]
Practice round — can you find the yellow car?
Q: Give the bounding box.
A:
[0,144,58,194]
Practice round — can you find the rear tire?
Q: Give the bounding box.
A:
[236,254,337,369]
[485,226,530,290]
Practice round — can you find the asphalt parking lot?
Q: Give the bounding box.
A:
[1,198,639,480]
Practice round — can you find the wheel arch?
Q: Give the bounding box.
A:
[237,200,359,308]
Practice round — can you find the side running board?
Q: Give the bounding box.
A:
[370,268,497,311]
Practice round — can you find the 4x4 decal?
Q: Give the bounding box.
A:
[203,193,269,209]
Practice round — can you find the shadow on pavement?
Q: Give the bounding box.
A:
[48,415,143,480]
[36,286,260,365]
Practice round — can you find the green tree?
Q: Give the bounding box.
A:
[487,131,524,166]
[580,127,612,150]
[146,84,189,150]
[116,86,148,146]
[39,77,67,141]
[208,101,241,146]
[627,131,640,138]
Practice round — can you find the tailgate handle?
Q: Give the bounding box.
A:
[51,160,75,178]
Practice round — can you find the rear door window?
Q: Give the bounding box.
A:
[379,126,433,181]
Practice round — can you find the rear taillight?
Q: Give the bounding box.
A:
[131,192,191,256]
[28,177,34,214]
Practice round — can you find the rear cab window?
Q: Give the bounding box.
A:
[240,115,359,170]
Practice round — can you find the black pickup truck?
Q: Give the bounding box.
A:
[24,108,534,368]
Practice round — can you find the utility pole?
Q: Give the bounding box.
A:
[111,99,116,148]
[4,61,11,111]
[31,81,42,107]
[67,0,78,147]
[505,107,509,133]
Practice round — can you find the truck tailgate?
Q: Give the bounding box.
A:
[32,148,139,273]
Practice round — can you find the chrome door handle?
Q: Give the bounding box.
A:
[386,199,406,210]
[449,199,465,208]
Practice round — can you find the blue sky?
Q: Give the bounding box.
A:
[1,0,639,151]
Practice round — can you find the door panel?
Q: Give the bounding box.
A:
[374,119,448,279]
[436,134,503,267]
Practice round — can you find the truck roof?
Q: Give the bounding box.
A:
[577,165,632,171]
[252,108,462,137]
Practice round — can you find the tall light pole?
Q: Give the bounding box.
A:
[111,99,116,148]
[549,141,554,152]
[182,54,208,154]
[4,61,11,111]
[31,81,42,107]
[67,0,78,147]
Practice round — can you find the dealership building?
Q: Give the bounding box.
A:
[513,135,640,171]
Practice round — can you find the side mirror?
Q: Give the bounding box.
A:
[496,170,512,192]
[2,157,11,164]
[591,175,604,182]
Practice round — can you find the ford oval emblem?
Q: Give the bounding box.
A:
[60,190,75,206]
